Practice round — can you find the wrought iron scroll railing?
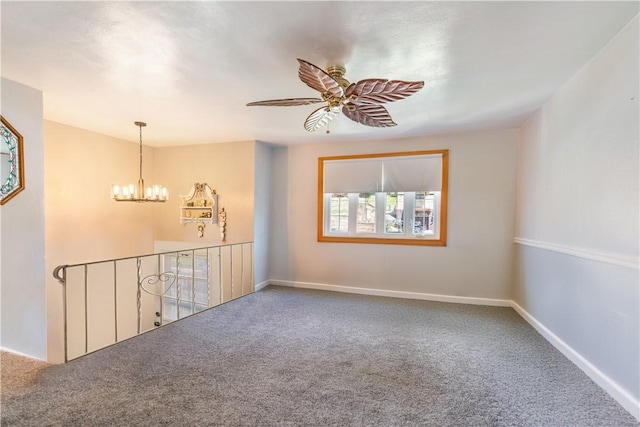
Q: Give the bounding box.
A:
[53,242,254,362]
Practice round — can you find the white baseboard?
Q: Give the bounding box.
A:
[511,302,640,421]
[254,280,270,292]
[0,346,47,362]
[268,279,511,307]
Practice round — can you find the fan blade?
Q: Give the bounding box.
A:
[297,59,344,99]
[247,98,324,107]
[304,106,339,132]
[345,79,424,104]
[342,104,396,128]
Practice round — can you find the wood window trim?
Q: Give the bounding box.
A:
[317,149,449,246]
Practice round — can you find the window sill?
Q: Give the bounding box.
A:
[317,235,447,246]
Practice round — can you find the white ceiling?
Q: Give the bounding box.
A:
[1,1,638,147]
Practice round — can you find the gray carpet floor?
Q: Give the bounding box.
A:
[1,285,637,426]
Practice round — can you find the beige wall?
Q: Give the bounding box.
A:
[43,123,259,362]
[44,120,156,362]
[269,129,519,301]
[42,120,261,362]
[152,140,255,245]
[45,121,156,263]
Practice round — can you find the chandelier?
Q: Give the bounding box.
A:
[111,121,168,202]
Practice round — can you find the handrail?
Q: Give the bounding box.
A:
[52,241,253,281]
[52,241,254,362]
[53,264,67,282]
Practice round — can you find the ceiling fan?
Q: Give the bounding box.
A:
[247,59,424,132]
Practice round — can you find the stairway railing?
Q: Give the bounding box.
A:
[53,241,254,362]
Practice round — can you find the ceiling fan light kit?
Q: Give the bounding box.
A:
[247,59,424,132]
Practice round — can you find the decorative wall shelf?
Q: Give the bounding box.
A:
[180,183,217,237]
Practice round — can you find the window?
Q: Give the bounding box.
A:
[318,150,448,246]
[329,193,349,232]
[385,192,404,234]
[357,193,376,233]
[414,191,435,234]
[161,251,210,322]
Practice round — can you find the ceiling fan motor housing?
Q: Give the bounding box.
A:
[326,65,350,89]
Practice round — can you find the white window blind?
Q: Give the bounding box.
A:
[323,153,442,193]
[323,158,382,193]
[382,154,442,192]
